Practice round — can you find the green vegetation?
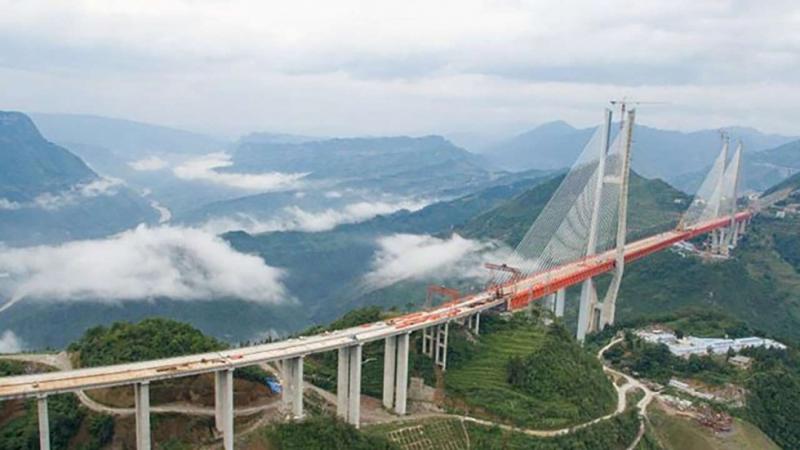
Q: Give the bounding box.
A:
[259,415,397,450]
[444,315,616,429]
[366,411,644,450]
[466,409,642,450]
[741,346,800,449]
[610,333,737,385]
[68,317,226,367]
[0,395,114,450]
[69,317,270,385]
[0,359,28,376]
[614,214,800,342]
[461,172,688,247]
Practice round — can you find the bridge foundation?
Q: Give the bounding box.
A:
[37,395,50,450]
[337,344,363,427]
[382,333,410,414]
[134,382,151,450]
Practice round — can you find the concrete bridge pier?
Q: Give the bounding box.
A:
[134,381,151,450]
[337,344,363,427]
[467,312,480,334]
[554,289,565,317]
[422,326,435,357]
[37,395,50,450]
[214,371,223,432]
[545,289,566,318]
[282,357,304,419]
[434,322,449,371]
[382,333,410,414]
[577,279,599,342]
[212,369,235,450]
[220,369,235,450]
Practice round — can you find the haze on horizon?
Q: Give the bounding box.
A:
[1,0,799,139]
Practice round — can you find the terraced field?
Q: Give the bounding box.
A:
[368,418,470,450]
[443,316,616,429]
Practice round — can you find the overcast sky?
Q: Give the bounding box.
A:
[2,0,799,138]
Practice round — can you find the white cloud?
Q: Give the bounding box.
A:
[202,199,430,235]
[0,225,289,312]
[129,156,169,171]
[0,198,21,210]
[149,200,172,223]
[1,1,799,136]
[32,177,123,211]
[173,152,308,191]
[0,330,24,353]
[362,233,512,290]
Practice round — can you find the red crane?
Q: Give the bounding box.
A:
[425,285,460,309]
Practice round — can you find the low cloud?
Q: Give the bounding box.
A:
[0,225,289,313]
[0,178,124,212]
[173,153,307,191]
[32,178,123,211]
[362,233,512,291]
[0,330,24,353]
[129,156,169,171]
[202,199,429,235]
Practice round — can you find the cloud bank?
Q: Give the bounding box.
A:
[3,1,800,136]
[173,153,308,191]
[202,199,429,234]
[362,233,512,290]
[129,156,169,171]
[0,178,124,212]
[0,225,288,312]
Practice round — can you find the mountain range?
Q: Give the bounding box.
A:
[0,112,157,246]
[483,120,798,192]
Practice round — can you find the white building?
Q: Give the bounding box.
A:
[635,330,786,358]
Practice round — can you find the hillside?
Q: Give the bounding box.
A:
[230,135,502,197]
[0,111,158,246]
[614,211,800,342]
[0,112,95,201]
[443,316,617,429]
[460,171,689,246]
[763,170,800,196]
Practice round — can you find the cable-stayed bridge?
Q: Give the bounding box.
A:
[0,106,754,450]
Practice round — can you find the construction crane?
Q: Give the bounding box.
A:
[610,98,668,129]
[424,285,460,309]
[484,263,523,299]
[484,263,522,282]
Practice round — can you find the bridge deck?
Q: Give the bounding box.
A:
[0,212,751,400]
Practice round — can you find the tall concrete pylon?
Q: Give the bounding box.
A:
[599,108,635,331]
[711,138,730,254]
[576,107,636,342]
[725,142,743,252]
[576,108,612,342]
